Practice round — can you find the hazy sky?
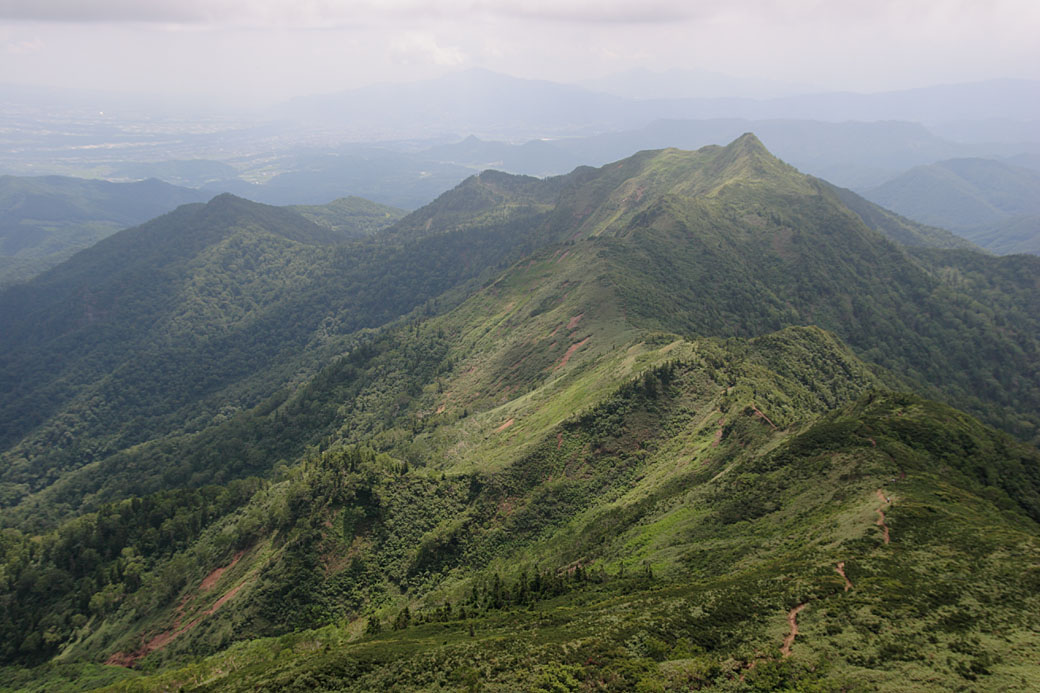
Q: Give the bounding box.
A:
[2,0,1038,106]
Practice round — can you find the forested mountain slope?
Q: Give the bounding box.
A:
[0,189,564,520]
[287,197,406,237]
[4,135,1039,522]
[864,157,1040,255]
[4,134,1039,522]
[1,135,1039,690]
[3,325,1038,690]
[865,157,1040,231]
[0,175,208,285]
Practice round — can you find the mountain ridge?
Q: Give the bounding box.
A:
[1,135,1039,690]
[2,136,1034,512]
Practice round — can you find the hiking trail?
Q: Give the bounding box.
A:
[780,603,809,657]
[835,562,852,591]
[875,488,891,544]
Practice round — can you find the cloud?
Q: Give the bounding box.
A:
[390,31,467,66]
[5,35,42,53]
[0,0,693,26]
[3,0,1037,32]
[471,1,691,24]
[1,0,1036,101]
[0,0,214,23]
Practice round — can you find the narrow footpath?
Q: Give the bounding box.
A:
[835,562,852,591]
[875,489,891,544]
[780,603,809,658]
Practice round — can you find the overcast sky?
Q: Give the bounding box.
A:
[1,0,1038,106]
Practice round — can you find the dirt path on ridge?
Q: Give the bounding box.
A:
[780,603,809,658]
[750,404,778,430]
[770,490,893,663]
[835,562,852,591]
[875,489,891,544]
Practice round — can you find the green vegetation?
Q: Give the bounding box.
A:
[0,175,208,286]
[825,182,978,250]
[864,157,1040,255]
[287,197,406,237]
[961,213,1040,256]
[0,187,562,520]
[1,135,1039,690]
[5,362,1036,689]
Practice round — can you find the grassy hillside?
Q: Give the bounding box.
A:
[113,394,1039,692]
[0,184,566,522]
[4,135,1039,524]
[493,136,1040,443]
[5,135,1039,519]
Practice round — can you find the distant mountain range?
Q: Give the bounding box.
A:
[274,69,1040,143]
[577,67,820,100]
[190,117,1040,212]
[201,144,475,209]
[863,158,1040,254]
[419,119,1009,188]
[9,120,1038,295]
[4,70,1040,221]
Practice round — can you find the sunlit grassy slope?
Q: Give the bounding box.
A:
[79,376,1040,692]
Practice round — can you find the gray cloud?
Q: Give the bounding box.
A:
[2,0,1034,31]
[1,0,1036,105]
[0,0,693,25]
[470,1,692,24]
[0,0,214,22]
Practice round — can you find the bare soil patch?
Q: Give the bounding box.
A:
[554,337,590,371]
[105,554,252,668]
[712,418,725,447]
[750,404,778,430]
[199,550,244,592]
